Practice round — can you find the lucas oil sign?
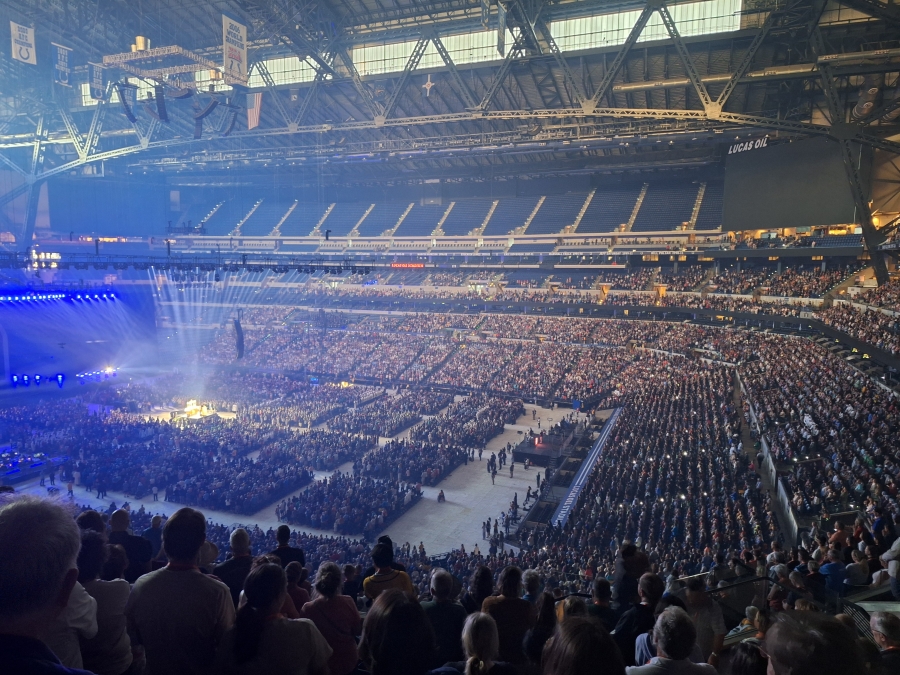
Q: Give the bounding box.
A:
[727,137,768,154]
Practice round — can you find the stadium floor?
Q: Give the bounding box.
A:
[17,402,581,556]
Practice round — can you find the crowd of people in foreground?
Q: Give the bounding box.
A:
[3,496,900,675]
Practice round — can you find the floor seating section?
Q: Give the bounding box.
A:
[524,194,585,235]
[631,183,699,232]
[577,186,642,233]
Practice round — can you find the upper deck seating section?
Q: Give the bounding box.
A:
[577,186,642,234]
[631,183,698,232]
[482,197,541,236]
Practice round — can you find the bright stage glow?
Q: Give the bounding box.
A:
[0,289,117,303]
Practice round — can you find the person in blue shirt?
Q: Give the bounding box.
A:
[819,549,847,596]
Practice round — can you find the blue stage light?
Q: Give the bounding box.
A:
[11,375,17,388]
[22,375,29,386]
[56,374,64,388]
[34,375,41,386]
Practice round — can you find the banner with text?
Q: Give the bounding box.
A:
[222,14,248,86]
[10,21,36,65]
[88,63,105,100]
[52,43,72,86]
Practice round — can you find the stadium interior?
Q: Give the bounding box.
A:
[2,0,900,673]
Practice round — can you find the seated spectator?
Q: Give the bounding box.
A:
[763,611,866,675]
[421,569,467,666]
[627,607,716,674]
[614,573,665,667]
[461,566,494,614]
[728,641,768,675]
[820,550,847,596]
[845,550,869,588]
[108,510,151,584]
[363,542,415,601]
[542,616,626,675]
[359,588,437,675]
[300,561,362,675]
[214,528,254,608]
[126,507,235,675]
[870,611,900,673]
[77,530,133,675]
[481,566,536,665]
[587,577,616,632]
[522,592,556,665]
[0,496,94,675]
[268,525,305,568]
[215,562,331,675]
[285,562,311,611]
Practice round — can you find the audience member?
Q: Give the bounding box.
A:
[763,611,866,675]
[358,589,437,675]
[870,611,900,673]
[125,507,235,675]
[421,569,468,666]
[214,528,255,607]
[480,566,536,665]
[363,542,415,600]
[626,607,716,674]
[300,562,362,675]
[215,562,331,675]
[614,573,666,667]
[542,616,626,675]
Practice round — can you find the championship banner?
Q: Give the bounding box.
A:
[497,2,507,56]
[222,14,248,85]
[481,0,490,30]
[52,43,72,86]
[88,63,105,100]
[10,21,36,65]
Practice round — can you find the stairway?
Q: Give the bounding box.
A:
[432,202,456,237]
[385,203,414,236]
[568,189,596,233]
[230,199,263,236]
[688,183,706,230]
[348,204,376,238]
[512,196,545,235]
[310,204,335,237]
[624,184,649,232]
[471,200,499,237]
[270,201,298,236]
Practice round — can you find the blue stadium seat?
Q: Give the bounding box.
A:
[577,186,642,233]
[482,197,540,236]
[694,182,723,231]
[240,200,293,236]
[394,204,446,237]
[279,202,331,236]
[524,194,585,235]
[441,199,494,236]
[357,202,412,237]
[631,183,698,232]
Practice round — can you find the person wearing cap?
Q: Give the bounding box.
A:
[363,543,415,601]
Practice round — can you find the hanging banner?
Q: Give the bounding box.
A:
[88,63,105,100]
[52,43,72,86]
[481,0,490,30]
[497,3,507,57]
[10,21,36,65]
[222,14,248,86]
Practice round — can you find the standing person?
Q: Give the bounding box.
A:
[481,566,536,666]
[626,607,716,675]
[214,529,254,608]
[77,530,133,675]
[682,577,725,669]
[870,611,900,672]
[0,496,95,675]
[542,616,626,675]
[141,515,163,560]
[268,525,305,568]
[438,612,517,675]
[587,577,617,632]
[421,569,468,666]
[125,507,235,675]
[613,573,665,667]
[285,562,311,611]
[107,510,151,584]
[522,592,556,666]
[461,566,494,615]
[363,542,415,601]
[359,589,437,675]
[301,562,363,675]
[764,612,865,675]
[215,563,331,675]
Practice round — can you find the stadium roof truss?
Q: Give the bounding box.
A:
[0,0,899,276]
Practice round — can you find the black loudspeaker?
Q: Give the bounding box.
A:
[233,319,245,360]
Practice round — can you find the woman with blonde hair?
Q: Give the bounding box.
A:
[456,612,516,675]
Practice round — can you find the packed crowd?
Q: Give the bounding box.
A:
[709,268,773,295]
[861,277,900,311]
[656,266,707,292]
[818,304,900,356]
[328,390,453,438]
[763,265,859,298]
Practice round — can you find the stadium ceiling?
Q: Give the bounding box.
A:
[0,0,899,277]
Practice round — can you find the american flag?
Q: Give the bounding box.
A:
[247,92,262,130]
